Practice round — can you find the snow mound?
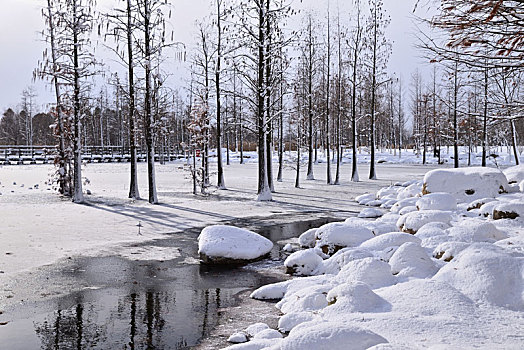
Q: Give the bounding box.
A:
[278,311,316,333]
[336,257,396,289]
[416,192,457,211]
[389,242,438,279]
[397,210,452,234]
[228,332,248,343]
[396,182,422,200]
[390,198,418,214]
[323,282,391,315]
[276,284,332,314]
[345,217,397,236]
[503,164,524,184]
[245,322,270,337]
[320,248,373,275]
[253,328,282,340]
[355,193,376,205]
[447,218,508,243]
[478,200,499,218]
[466,197,497,211]
[423,167,508,202]
[279,321,388,350]
[315,222,374,255]
[198,225,273,263]
[358,207,383,218]
[433,241,470,262]
[298,228,317,248]
[492,201,524,220]
[359,232,421,252]
[284,249,323,276]
[223,339,277,350]
[433,244,524,310]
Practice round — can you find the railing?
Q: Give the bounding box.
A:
[0,145,186,165]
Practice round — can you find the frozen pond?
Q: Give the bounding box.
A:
[0,216,338,349]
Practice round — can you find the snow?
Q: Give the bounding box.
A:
[359,232,421,252]
[416,192,457,211]
[245,323,270,337]
[335,257,396,289]
[503,164,524,184]
[492,201,524,220]
[423,167,509,202]
[388,242,438,279]
[298,228,317,248]
[396,210,453,234]
[323,282,391,315]
[278,312,316,333]
[278,321,388,350]
[433,244,524,310]
[252,329,282,340]
[315,222,374,254]
[198,225,273,262]
[358,207,383,218]
[228,333,248,344]
[284,249,323,276]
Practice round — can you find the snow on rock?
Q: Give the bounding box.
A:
[278,311,316,333]
[422,167,508,202]
[396,210,453,234]
[433,244,524,310]
[433,241,471,262]
[345,217,397,236]
[315,222,374,255]
[284,249,324,276]
[446,218,508,243]
[416,192,457,211]
[282,243,294,252]
[389,242,438,279]
[492,201,524,220]
[358,207,384,218]
[298,228,317,248]
[503,164,524,184]
[276,284,332,314]
[396,182,422,200]
[228,332,248,343]
[355,193,376,205]
[245,323,270,337]
[253,329,283,340]
[323,282,391,316]
[466,197,497,211]
[520,179,524,192]
[478,200,499,218]
[320,248,374,275]
[376,186,400,199]
[198,225,273,264]
[250,280,290,300]
[279,321,388,350]
[390,198,418,214]
[359,232,421,252]
[398,206,417,216]
[223,339,278,350]
[336,257,396,289]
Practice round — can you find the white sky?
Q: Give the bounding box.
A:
[0,0,431,113]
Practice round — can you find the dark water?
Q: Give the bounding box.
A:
[0,216,338,350]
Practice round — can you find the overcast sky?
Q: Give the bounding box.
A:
[0,0,430,113]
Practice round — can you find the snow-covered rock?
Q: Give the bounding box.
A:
[397,182,422,200]
[315,222,374,255]
[359,232,421,252]
[433,244,524,310]
[355,193,376,205]
[284,249,323,276]
[253,329,283,340]
[278,311,316,333]
[336,257,396,289]
[276,284,332,314]
[228,332,248,343]
[298,228,317,248]
[492,202,524,220]
[503,164,524,184]
[423,167,508,202]
[397,210,453,234]
[198,225,273,264]
[389,242,438,279]
[433,241,470,262]
[466,197,497,211]
[446,218,508,243]
[323,282,391,315]
[390,197,418,214]
[416,192,457,211]
[245,323,270,337]
[358,207,383,218]
[320,248,373,275]
[279,321,388,350]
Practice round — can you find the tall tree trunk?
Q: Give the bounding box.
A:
[144,2,158,204]
[216,0,226,189]
[482,65,488,167]
[72,0,84,204]
[257,0,271,201]
[453,60,459,169]
[369,3,377,180]
[325,7,332,185]
[127,0,139,199]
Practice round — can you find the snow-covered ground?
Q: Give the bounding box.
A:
[0,161,434,295]
[223,165,524,349]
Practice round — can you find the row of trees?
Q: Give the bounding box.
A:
[1,0,521,204]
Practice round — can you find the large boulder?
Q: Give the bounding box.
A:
[198,225,273,264]
[423,167,509,202]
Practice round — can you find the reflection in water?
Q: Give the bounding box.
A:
[7,217,338,350]
[33,287,234,349]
